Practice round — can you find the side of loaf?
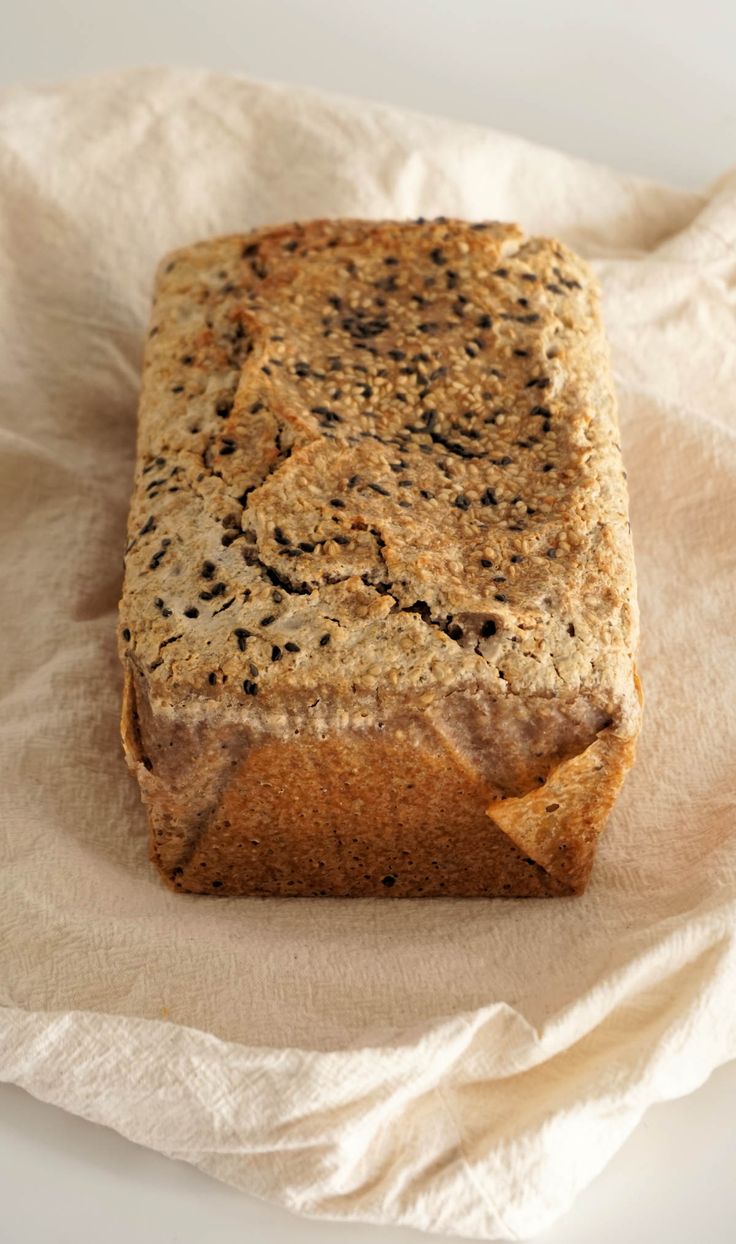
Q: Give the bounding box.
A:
[118,217,641,897]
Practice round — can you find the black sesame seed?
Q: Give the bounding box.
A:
[330,498,346,508]
[242,242,259,257]
[299,541,315,553]
[547,548,557,558]
[249,400,264,414]
[494,593,507,602]
[480,620,497,638]
[243,679,258,695]
[234,628,251,651]
[199,591,213,601]
[271,645,282,662]
[260,615,275,627]
[208,672,217,685]
[382,875,396,887]
[181,354,194,365]
[184,607,199,618]
[274,526,290,546]
[215,400,232,417]
[211,880,223,889]
[511,554,524,564]
[201,561,216,579]
[368,482,390,496]
[430,247,447,266]
[319,633,331,646]
[342,316,388,338]
[210,582,226,597]
[333,535,350,546]
[285,641,300,653]
[454,494,471,510]
[122,627,131,641]
[481,488,497,506]
[446,623,464,640]
[171,384,184,394]
[481,558,493,568]
[542,463,554,472]
[477,314,492,329]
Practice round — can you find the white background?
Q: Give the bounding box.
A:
[2,2,735,1242]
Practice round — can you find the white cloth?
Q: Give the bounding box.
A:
[1,69,734,1241]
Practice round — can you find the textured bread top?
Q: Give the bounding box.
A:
[119,218,639,739]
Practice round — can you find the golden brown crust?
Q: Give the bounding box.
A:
[119,217,641,896]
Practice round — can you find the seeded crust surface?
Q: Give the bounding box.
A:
[119,218,641,897]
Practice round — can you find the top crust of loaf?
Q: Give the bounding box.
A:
[119,218,640,767]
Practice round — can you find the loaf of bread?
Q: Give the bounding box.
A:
[119,218,641,897]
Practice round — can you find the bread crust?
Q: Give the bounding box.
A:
[119,218,641,896]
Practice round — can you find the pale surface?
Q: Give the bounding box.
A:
[1,0,735,188]
[3,1060,736,1244]
[1,68,735,1241]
